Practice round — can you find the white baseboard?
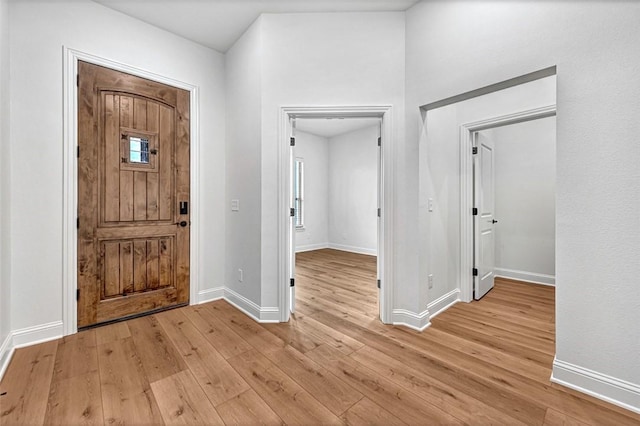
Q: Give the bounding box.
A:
[495,267,555,286]
[196,286,225,304]
[0,321,63,381]
[328,243,377,256]
[295,242,329,253]
[392,309,431,332]
[0,332,14,380]
[428,289,460,319]
[12,321,63,348]
[223,288,280,323]
[551,358,640,415]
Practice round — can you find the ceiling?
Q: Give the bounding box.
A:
[92,0,419,52]
[296,117,380,139]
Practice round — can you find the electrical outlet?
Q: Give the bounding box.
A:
[428,274,434,289]
[231,199,240,211]
[428,198,434,212]
[238,268,243,282]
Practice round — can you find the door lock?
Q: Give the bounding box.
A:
[180,201,188,215]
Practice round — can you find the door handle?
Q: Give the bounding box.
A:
[492,219,498,224]
[176,221,188,227]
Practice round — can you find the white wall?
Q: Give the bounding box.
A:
[225,17,263,305]
[328,125,378,255]
[486,117,556,284]
[9,1,226,334]
[0,0,11,367]
[408,0,640,411]
[294,131,329,252]
[421,77,556,308]
[224,12,405,308]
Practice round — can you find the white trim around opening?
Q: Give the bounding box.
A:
[458,104,557,302]
[62,47,201,335]
[278,106,395,324]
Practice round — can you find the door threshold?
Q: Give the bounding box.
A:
[78,302,189,331]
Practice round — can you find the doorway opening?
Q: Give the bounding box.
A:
[471,113,557,300]
[279,106,394,324]
[291,117,381,322]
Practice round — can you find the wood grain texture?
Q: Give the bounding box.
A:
[77,61,189,328]
[155,308,250,406]
[150,370,224,425]
[216,389,284,426]
[0,341,58,425]
[5,249,640,425]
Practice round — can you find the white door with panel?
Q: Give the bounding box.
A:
[474,132,497,299]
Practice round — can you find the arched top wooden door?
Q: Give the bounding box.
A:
[77,61,190,328]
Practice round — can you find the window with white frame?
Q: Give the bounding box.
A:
[294,158,304,228]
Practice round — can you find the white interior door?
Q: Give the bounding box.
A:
[289,117,297,313]
[474,132,496,299]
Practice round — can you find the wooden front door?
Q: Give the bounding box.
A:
[77,61,190,328]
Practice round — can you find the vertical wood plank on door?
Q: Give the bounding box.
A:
[120,242,134,294]
[119,96,132,128]
[146,174,159,221]
[103,243,121,298]
[133,240,147,292]
[146,240,160,290]
[133,98,147,130]
[158,105,173,221]
[103,94,120,223]
[175,90,190,302]
[77,62,100,328]
[146,102,160,220]
[133,171,147,221]
[159,238,172,288]
[119,171,134,221]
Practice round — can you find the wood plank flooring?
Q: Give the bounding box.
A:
[2,248,639,425]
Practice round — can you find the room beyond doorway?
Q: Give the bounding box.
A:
[279,106,394,324]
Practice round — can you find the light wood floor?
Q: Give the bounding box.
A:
[1,249,639,425]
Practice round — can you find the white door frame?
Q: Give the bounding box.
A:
[459,104,556,302]
[62,47,201,335]
[278,106,394,324]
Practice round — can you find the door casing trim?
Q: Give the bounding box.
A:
[278,105,395,324]
[62,47,200,335]
[460,104,556,302]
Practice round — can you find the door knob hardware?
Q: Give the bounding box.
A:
[176,221,188,227]
[492,219,498,224]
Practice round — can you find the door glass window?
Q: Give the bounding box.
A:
[129,136,150,164]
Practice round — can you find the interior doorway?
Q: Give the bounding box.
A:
[279,106,394,324]
[289,117,381,320]
[472,114,557,299]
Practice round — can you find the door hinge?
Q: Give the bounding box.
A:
[76,74,79,87]
[377,279,381,289]
[472,268,478,276]
[377,136,381,147]
[290,278,295,287]
[76,289,80,301]
[472,147,478,155]
[290,137,295,146]
[290,207,295,217]
[472,207,478,216]
[377,208,381,217]
[77,146,80,158]
[76,217,79,229]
